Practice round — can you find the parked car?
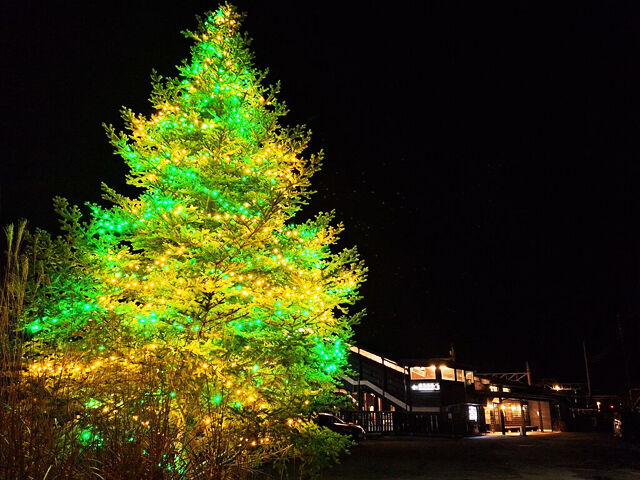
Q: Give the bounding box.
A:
[613,410,640,441]
[315,413,366,441]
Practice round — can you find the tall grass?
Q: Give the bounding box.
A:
[0,220,50,478]
[0,222,92,478]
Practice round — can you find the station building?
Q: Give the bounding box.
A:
[341,346,567,435]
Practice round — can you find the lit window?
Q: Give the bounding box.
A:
[456,369,464,382]
[503,387,510,393]
[490,385,499,392]
[410,366,436,380]
[465,371,474,385]
[440,366,455,381]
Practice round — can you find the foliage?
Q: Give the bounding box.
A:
[288,422,353,478]
[2,4,365,478]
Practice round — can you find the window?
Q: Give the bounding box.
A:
[465,371,474,385]
[456,369,464,382]
[440,366,455,381]
[410,366,436,380]
[490,385,499,392]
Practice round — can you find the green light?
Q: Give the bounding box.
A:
[78,427,101,446]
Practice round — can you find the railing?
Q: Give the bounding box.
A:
[341,411,441,435]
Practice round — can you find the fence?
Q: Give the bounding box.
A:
[341,411,441,435]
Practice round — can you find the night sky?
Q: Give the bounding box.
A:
[2,2,639,393]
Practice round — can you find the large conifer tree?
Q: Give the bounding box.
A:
[25,4,365,476]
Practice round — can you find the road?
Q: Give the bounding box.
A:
[321,432,640,479]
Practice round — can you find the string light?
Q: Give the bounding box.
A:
[25,3,365,468]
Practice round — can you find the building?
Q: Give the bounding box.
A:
[341,346,569,436]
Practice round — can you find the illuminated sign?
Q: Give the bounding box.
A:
[468,405,478,422]
[410,382,440,392]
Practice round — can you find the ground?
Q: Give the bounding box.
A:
[320,432,640,480]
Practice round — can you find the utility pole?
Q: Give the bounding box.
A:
[526,361,532,386]
[582,340,591,404]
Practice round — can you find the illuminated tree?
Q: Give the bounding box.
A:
[23,4,365,477]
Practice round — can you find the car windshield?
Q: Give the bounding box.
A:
[319,414,345,425]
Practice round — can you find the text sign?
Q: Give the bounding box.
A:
[410,382,440,392]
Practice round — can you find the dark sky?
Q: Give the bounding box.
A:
[2,1,639,393]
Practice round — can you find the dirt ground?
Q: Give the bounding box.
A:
[320,432,640,480]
